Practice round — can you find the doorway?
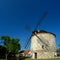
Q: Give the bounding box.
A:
[35,52,37,59]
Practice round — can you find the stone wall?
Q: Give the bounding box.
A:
[30,31,56,59]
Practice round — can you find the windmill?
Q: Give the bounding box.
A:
[24,11,48,49]
[24,12,56,59]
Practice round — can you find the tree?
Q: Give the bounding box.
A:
[7,38,20,55]
[1,36,10,60]
[0,45,6,58]
[57,44,60,52]
[1,36,20,60]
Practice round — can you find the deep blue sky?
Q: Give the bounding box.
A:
[0,0,60,50]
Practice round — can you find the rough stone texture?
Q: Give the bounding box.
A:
[30,31,56,59]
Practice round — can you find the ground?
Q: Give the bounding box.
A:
[0,57,60,60]
[25,58,60,60]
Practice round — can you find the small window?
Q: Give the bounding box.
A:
[42,45,44,49]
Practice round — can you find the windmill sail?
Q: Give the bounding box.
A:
[25,37,31,49]
[24,11,56,59]
[32,32,50,51]
[34,12,48,31]
[24,11,48,49]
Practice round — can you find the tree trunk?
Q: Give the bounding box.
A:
[6,54,8,60]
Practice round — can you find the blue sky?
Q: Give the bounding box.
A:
[0,0,60,50]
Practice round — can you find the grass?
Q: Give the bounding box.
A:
[0,57,60,60]
[25,58,60,60]
[0,59,6,60]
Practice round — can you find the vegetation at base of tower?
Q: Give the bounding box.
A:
[0,36,20,60]
[0,58,60,60]
[24,58,60,60]
[57,44,60,52]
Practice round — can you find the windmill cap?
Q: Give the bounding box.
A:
[32,30,56,37]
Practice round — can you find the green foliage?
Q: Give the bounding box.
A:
[57,44,60,52]
[1,36,20,54]
[1,36,10,47]
[1,36,20,60]
[7,38,20,53]
[1,36,10,41]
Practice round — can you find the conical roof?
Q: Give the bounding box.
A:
[31,30,56,37]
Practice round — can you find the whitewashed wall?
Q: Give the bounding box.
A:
[31,33,56,51]
[30,32,56,59]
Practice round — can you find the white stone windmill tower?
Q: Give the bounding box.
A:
[30,30,56,59]
[24,12,56,59]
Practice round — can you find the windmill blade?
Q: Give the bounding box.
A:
[40,35,49,45]
[35,34,49,51]
[24,37,31,49]
[25,39,31,49]
[24,25,32,49]
[25,24,32,32]
[24,11,48,50]
[25,33,49,50]
[34,11,48,31]
[25,12,48,32]
[35,34,48,46]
